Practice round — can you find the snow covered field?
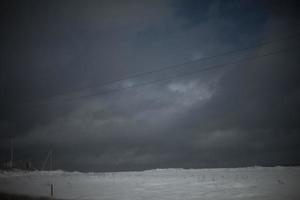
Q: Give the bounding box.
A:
[0,166,300,200]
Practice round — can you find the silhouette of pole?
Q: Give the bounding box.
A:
[50,150,52,171]
[10,138,14,168]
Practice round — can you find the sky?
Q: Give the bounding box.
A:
[0,0,300,172]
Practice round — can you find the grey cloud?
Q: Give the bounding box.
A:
[1,0,299,171]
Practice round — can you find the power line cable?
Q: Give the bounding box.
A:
[86,32,300,87]
[40,44,300,104]
[24,31,300,104]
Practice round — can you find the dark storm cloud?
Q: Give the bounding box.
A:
[1,0,300,171]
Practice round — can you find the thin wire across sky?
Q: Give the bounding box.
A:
[24,31,300,104]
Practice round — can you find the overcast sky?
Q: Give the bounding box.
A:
[1,0,300,172]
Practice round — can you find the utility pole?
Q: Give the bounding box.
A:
[42,149,53,171]
[10,138,14,168]
[50,150,52,171]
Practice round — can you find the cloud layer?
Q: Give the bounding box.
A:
[1,0,300,171]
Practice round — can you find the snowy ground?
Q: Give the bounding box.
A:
[0,166,300,200]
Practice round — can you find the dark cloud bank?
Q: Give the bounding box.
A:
[1,0,300,172]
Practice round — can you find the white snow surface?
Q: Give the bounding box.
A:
[0,166,300,200]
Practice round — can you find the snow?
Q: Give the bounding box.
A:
[0,166,300,200]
